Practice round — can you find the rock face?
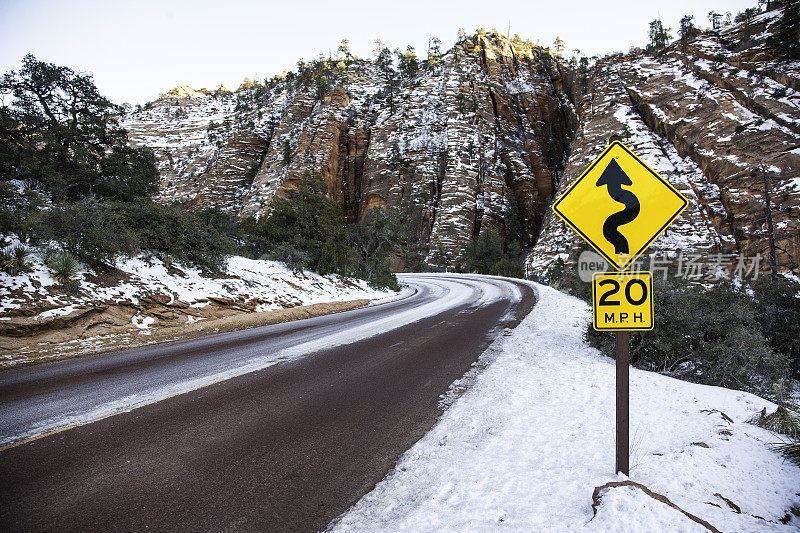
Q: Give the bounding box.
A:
[528,7,800,276]
[125,33,577,268]
[125,8,800,274]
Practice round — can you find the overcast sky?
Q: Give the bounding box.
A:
[1,0,757,105]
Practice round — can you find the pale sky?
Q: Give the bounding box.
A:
[1,0,756,105]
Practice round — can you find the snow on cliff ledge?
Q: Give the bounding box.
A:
[329,283,800,532]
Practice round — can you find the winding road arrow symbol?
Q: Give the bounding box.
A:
[596,158,640,255]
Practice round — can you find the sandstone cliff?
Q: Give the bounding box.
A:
[124,8,800,275]
[528,7,800,276]
[124,33,577,268]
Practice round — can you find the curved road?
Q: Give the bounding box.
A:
[0,274,535,532]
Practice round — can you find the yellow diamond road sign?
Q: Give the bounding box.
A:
[552,141,688,271]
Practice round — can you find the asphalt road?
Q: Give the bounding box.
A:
[0,274,535,532]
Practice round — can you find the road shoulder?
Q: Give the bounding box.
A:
[2,298,374,368]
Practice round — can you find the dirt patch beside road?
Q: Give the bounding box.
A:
[0,299,372,368]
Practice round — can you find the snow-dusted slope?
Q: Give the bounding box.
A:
[0,248,391,367]
[329,282,800,532]
[1,251,388,317]
[527,58,738,273]
[528,7,800,276]
[121,7,800,273]
[123,33,577,267]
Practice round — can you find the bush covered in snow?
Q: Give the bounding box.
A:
[545,243,799,399]
[28,199,235,273]
[454,228,524,278]
[0,243,32,276]
[752,276,800,378]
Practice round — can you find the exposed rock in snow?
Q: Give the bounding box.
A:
[124,33,577,267]
[0,245,390,367]
[123,9,800,274]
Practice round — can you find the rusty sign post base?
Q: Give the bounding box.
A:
[615,331,630,476]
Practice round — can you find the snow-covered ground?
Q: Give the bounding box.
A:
[1,244,398,367]
[1,245,390,317]
[329,281,800,532]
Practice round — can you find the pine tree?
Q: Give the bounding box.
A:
[678,15,698,52]
[426,37,442,69]
[647,19,672,56]
[374,41,398,114]
[282,140,291,165]
[552,36,565,57]
[459,229,505,274]
[0,55,158,202]
[724,11,734,26]
[396,46,419,79]
[708,11,723,31]
[295,59,311,89]
[337,39,352,62]
[767,1,800,60]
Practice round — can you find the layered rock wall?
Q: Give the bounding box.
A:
[527,8,800,276]
[125,11,800,275]
[125,33,576,268]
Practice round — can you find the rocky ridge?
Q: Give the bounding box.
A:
[124,8,800,275]
[528,8,800,275]
[124,32,577,268]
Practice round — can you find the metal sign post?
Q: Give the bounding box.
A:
[592,271,651,476]
[592,271,652,476]
[615,331,630,476]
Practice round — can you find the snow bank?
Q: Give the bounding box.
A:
[1,245,390,317]
[329,283,800,532]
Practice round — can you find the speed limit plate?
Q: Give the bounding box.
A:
[592,271,653,331]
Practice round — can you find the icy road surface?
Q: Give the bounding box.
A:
[0,273,534,532]
[0,274,522,448]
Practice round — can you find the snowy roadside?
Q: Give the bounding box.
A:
[329,282,800,532]
[0,249,392,316]
[1,247,396,367]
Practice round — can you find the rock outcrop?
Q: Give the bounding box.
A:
[528,7,800,276]
[125,8,800,275]
[125,33,577,268]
